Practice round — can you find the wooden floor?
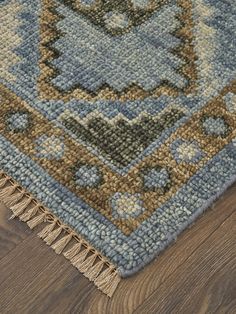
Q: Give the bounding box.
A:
[0,184,236,314]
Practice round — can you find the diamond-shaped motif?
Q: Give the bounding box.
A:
[74,164,103,188]
[35,135,65,160]
[6,110,30,133]
[142,166,171,191]
[111,192,145,219]
[39,0,197,100]
[62,0,165,35]
[201,116,231,138]
[171,139,205,164]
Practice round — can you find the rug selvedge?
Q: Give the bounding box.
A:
[0,0,236,297]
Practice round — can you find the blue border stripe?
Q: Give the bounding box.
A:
[0,135,236,275]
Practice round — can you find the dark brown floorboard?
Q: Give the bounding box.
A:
[0,183,236,314]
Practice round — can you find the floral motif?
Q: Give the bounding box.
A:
[6,111,30,133]
[142,166,171,191]
[171,139,204,163]
[74,165,102,188]
[201,116,230,137]
[104,12,130,30]
[111,193,145,219]
[35,135,65,160]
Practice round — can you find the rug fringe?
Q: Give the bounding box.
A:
[44,225,63,245]
[19,205,40,222]
[27,213,47,229]
[10,196,33,219]
[38,220,57,239]
[0,171,121,297]
[63,242,82,259]
[51,233,73,254]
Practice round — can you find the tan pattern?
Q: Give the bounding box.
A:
[1,82,236,235]
[0,0,22,82]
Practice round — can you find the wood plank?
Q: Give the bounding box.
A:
[0,202,31,260]
[0,213,97,313]
[135,210,236,314]
[0,234,61,308]
[2,251,95,314]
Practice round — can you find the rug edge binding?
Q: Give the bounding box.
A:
[0,169,121,298]
[121,165,236,277]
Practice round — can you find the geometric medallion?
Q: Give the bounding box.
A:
[39,0,197,101]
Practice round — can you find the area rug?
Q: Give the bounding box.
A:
[0,0,236,297]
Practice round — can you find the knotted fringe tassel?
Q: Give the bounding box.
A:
[71,247,90,267]
[19,205,40,222]
[10,197,33,219]
[77,253,97,273]
[66,246,120,296]
[94,269,121,297]
[85,260,104,282]
[51,233,73,254]
[27,213,47,229]
[44,226,63,245]
[63,242,82,259]
[0,185,17,199]
[63,243,105,280]
[0,172,121,297]
[38,221,57,239]
[3,190,24,207]
[0,177,8,188]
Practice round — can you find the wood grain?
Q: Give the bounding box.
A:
[0,183,236,314]
[135,210,236,314]
[0,202,31,261]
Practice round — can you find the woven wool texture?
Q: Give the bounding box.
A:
[0,0,236,296]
